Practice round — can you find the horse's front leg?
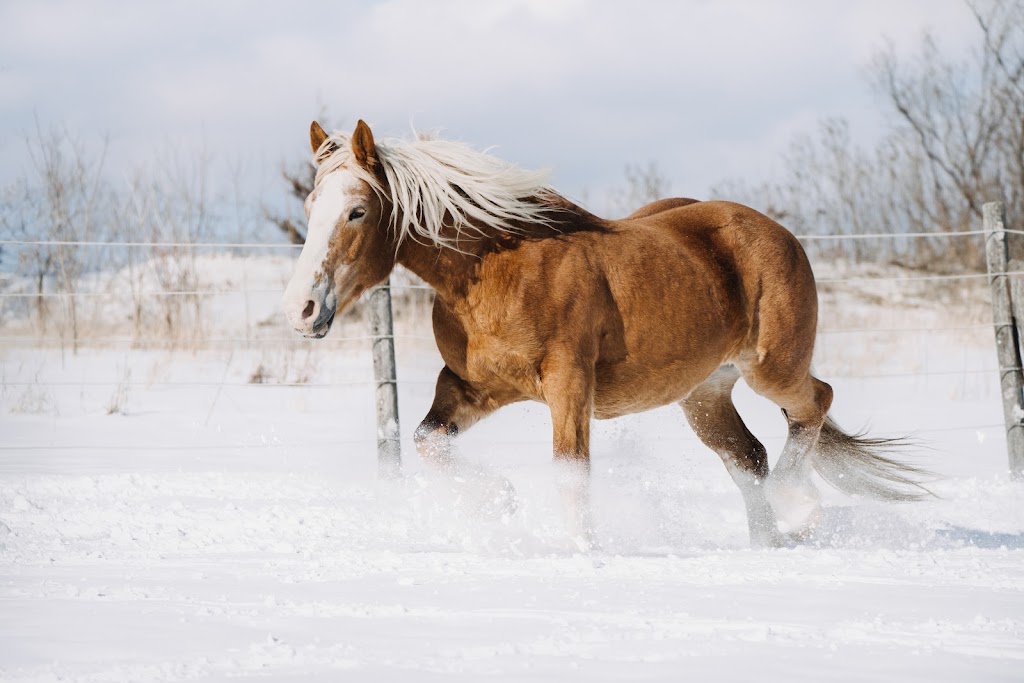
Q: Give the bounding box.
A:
[413,365,516,516]
[542,352,596,551]
[413,366,497,464]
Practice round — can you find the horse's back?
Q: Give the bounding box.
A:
[631,199,814,293]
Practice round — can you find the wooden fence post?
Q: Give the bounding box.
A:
[368,278,402,478]
[984,201,1024,478]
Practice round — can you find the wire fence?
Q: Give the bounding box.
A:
[0,271,1019,299]
[0,365,1002,392]
[0,419,1006,454]
[7,226,1024,248]
[0,229,1005,445]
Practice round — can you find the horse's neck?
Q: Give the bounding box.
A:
[394,228,488,301]
[394,196,603,300]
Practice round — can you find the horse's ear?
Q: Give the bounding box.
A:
[351,119,377,170]
[310,121,329,155]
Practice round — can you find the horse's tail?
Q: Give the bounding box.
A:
[812,417,934,501]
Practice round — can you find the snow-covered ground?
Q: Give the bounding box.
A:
[1,255,1022,681]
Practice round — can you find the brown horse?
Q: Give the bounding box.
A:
[282,120,929,549]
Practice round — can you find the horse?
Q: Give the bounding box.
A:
[282,120,930,549]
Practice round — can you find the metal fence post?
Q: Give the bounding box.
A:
[984,201,1024,478]
[368,278,402,478]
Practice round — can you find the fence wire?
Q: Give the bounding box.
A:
[0,230,1008,444]
[0,420,1006,453]
[0,272,1019,300]
[7,227,1024,249]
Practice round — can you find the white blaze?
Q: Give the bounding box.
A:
[281,169,360,330]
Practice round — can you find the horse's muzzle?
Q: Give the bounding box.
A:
[305,307,336,338]
[283,280,337,338]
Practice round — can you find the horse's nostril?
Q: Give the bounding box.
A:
[302,300,316,320]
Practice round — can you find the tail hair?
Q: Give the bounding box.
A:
[813,417,935,502]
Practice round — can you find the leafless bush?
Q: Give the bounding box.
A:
[0,125,237,349]
[105,364,131,415]
[0,123,115,348]
[713,0,1023,272]
[608,162,671,218]
[120,147,213,344]
[266,158,313,246]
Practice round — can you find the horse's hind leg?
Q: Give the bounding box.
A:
[742,364,833,537]
[680,365,785,548]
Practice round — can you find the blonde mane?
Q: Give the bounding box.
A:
[313,129,558,249]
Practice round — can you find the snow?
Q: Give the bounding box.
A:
[1,256,1023,681]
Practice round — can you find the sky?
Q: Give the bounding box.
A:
[0,0,981,221]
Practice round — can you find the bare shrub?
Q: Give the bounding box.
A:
[107,145,222,347]
[248,363,269,384]
[0,123,116,349]
[248,348,318,385]
[713,0,1024,272]
[2,367,55,415]
[105,364,132,415]
[0,124,234,349]
[608,162,671,218]
[266,157,314,245]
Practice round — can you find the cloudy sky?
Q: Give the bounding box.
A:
[0,0,979,218]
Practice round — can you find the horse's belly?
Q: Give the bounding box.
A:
[593,357,720,419]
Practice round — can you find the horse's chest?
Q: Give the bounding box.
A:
[435,311,544,397]
[461,335,543,397]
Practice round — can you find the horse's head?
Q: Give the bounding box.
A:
[282,120,395,338]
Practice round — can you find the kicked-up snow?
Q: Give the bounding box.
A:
[1,255,1022,681]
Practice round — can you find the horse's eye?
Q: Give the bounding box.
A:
[348,207,366,221]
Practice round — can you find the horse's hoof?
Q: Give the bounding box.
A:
[784,505,824,544]
[476,476,519,520]
[751,527,795,549]
[573,533,594,553]
[560,531,598,554]
[765,476,822,536]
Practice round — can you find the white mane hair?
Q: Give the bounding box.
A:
[313,129,559,249]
